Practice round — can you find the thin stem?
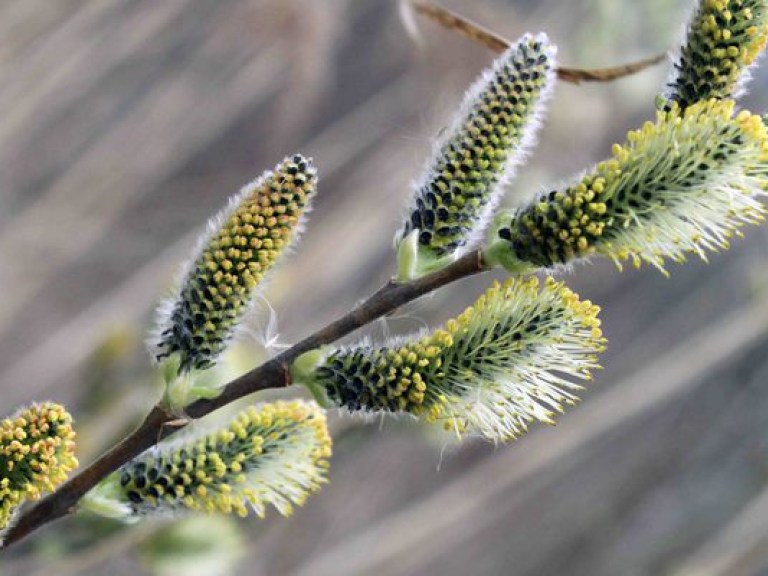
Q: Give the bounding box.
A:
[0,250,487,551]
[410,0,665,83]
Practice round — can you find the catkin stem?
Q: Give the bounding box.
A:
[0,250,486,551]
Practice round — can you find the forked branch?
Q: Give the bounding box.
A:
[0,250,486,550]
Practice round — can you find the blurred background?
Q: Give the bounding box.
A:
[2,0,768,574]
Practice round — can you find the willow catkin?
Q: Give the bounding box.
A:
[0,403,78,537]
[396,33,556,279]
[486,99,768,274]
[300,277,604,442]
[153,155,317,374]
[83,401,331,521]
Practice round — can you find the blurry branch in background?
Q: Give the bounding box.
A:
[407,0,666,83]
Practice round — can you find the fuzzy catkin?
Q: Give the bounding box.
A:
[396,33,556,278]
[308,277,604,442]
[486,99,768,274]
[154,155,317,374]
[85,401,331,520]
[0,403,78,535]
[665,0,768,108]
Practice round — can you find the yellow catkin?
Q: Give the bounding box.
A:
[1,403,78,533]
[155,155,317,374]
[396,33,555,278]
[88,401,331,520]
[666,0,768,108]
[311,277,605,442]
[490,99,768,274]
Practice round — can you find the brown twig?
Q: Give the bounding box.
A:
[0,250,487,551]
[410,0,666,84]
[2,1,663,552]
[556,54,667,84]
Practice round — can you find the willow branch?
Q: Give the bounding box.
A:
[410,0,666,83]
[0,250,487,551]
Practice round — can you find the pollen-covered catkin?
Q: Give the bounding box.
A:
[0,403,78,536]
[154,155,317,374]
[395,33,556,279]
[83,401,331,520]
[665,0,768,108]
[486,99,768,274]
[304,277,605,442]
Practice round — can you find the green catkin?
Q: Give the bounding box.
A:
[83,401,331,520]
[665,0,768,108]
[0,403,78,537]
[154,155,317,374]
[485,99,768,275]
[395,33,556,280]
[304,277,605,442]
